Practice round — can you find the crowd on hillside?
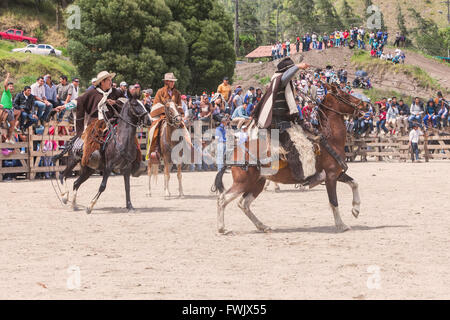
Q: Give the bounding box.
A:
[271,27,406,65]
[1,53,449,179]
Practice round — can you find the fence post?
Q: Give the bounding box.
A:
[424,130,430,162]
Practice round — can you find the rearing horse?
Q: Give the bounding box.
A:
[214,83,368,233]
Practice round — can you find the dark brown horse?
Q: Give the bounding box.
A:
[54,91,150,213]
[214,83,368,233]
[147,100,192,198]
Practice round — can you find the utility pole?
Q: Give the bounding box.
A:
[234,0,239,56]
[276,0,280,42]
[442,0,450,23]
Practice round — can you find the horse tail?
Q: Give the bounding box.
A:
[214,167,227,193]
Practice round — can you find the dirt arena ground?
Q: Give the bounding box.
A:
[0,161,449,299]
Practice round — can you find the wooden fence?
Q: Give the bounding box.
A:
[2,123,450,181]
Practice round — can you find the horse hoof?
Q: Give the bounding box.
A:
[274,188,281,193]
[72,205,79,211]
[258,225,272,233]
[336,224,351,233]
[218,228,234,235]
[61,196,68,205]
[127,208,136,213]
[86,208,92,215]
[352,208,360,218]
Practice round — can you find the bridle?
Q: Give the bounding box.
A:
[164,100,183,127]
[319,89,366,118]
[115,99,149,128]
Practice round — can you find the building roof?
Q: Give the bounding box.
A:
[245,44,297,59]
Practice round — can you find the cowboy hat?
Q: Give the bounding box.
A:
[94,71,116,86]
[162,72,177,82]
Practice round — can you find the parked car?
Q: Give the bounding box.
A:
[0,29,37,44]
[12,44,62,56]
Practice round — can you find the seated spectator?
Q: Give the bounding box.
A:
[30,76,52,125]
[397,99,410,134]
[423,99,437,129]
[44,74,61,120]
[359,104,374,136]
[408,97,424,128]
[13,86,38,131]
[435,92,448,128]
[199,93,213,122]
[1,73,20,144]
[386,103,399,135]
[231,102,251,128]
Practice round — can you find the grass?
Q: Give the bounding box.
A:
[0,40,76,95]
[351,49,446,93]
[259,76,271,86]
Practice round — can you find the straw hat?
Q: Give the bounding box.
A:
[94,71,116,86]
[162,72,177,82]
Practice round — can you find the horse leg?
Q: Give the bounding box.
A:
[338,173,361,218]
[237,177,271,232]
[86,168,111,214]
[71,166,94,211]
[147,163,158,197]
[60,156,78,204]
[217,187,242,234]
[164,161,171,199]
[124,172,135,212]
[177,164,184,198]
[325,170,350,232]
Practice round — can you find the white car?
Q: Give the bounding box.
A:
[12,44,62,56]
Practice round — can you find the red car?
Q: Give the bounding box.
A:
[0,29,38,44]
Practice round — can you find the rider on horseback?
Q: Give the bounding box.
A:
[251,57,324,185]
[146,72,184,160]
[56,71,145,175]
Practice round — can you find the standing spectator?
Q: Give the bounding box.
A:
[244,87,255,105]
[394,32,401,47]
[335,30,341,47]
[295,36,300,53]
[217,77,231,102]
[376,105,389,135]
[282,41,287,57]
[31,76,52,125]
[1,73,20,144]
[408,97,423,128]
[286,39,291,56]
[409,123,423,162]
[13,86,38,131]
[215,115,229,171]
[322,33,329,49]
[87,78,96,91]
[312,33,317,49]
[271,44,276,60]
[343,30,349,46]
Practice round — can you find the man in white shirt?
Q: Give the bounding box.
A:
[409,123,423,162]
[30,76,53,124]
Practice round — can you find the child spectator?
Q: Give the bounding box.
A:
[409,123,423,162]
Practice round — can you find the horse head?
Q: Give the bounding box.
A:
[123,90,151,127]
[164,100,184,128]
[323,83,369,117]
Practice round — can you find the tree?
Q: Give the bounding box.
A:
[408,8,447,56]
[165,0,235,93]
[68,0,190,91]
[315,0,344,33]
[288,0,317,35]
[396,3,407,37]
[340,0,362,28]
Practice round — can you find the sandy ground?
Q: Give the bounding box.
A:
[0,162,450,300]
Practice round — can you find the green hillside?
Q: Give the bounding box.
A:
[0,40,76,95]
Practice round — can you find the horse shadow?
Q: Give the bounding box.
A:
[247,224,409,234]
[75,206,188,214]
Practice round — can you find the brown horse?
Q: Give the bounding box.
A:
[214,83,368,233]
[147,101,191,198]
